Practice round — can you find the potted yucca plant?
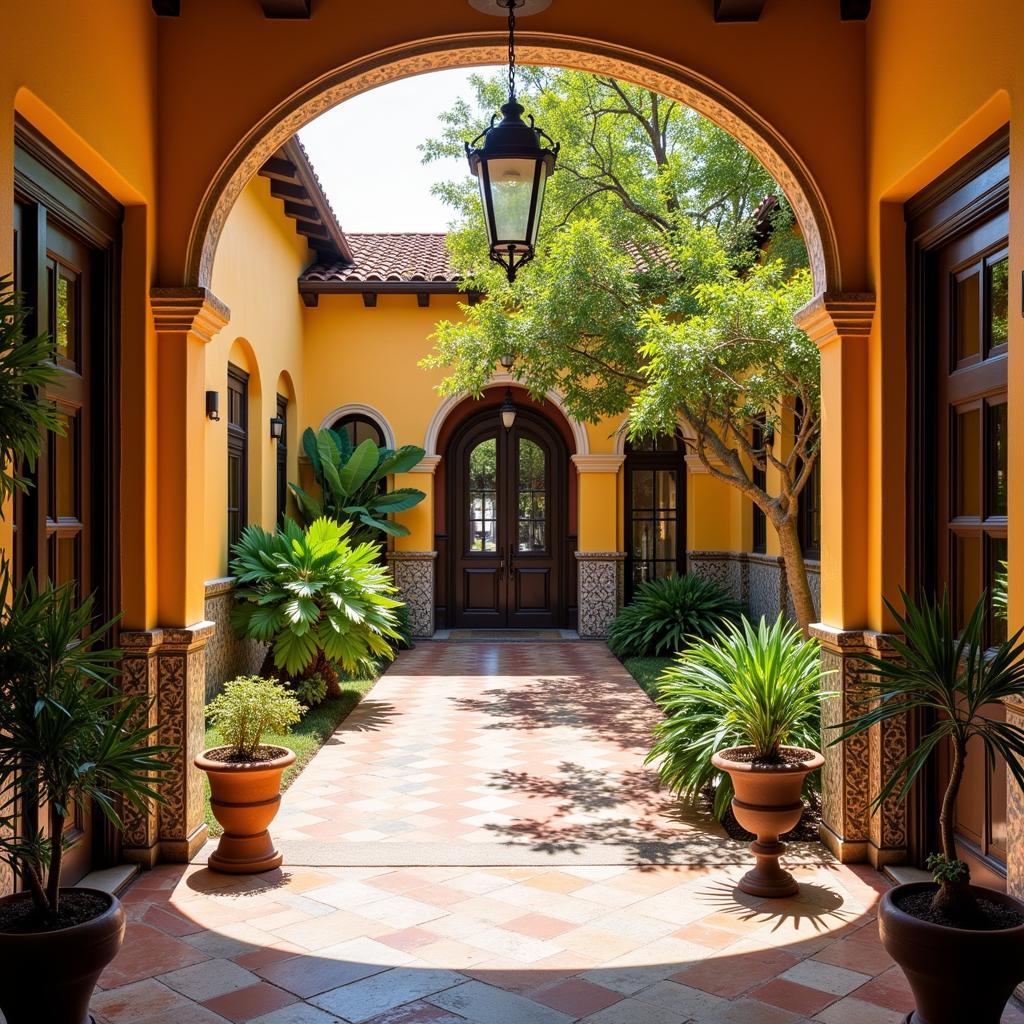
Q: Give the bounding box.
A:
[650,616,827,897]
[0,574,171,1024]
[833,591,1024,1024]
[196,676,304,874]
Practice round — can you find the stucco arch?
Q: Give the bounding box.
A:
[184,33,841,296]
[318,402,397,449]
[611,416,698,456]
[424,374,589,458]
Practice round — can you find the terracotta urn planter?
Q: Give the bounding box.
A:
[196,745,296,874]
[0,887,125,1024]
[712,745,824,898]
[878,881,1024,1024]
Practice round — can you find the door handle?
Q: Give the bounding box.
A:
[498,545,505,580]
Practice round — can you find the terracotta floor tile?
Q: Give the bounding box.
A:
[201,982,298,1022]
[532,978,623,1015]
[100,923,209,989]
[749,977,837,1014]
[849,965,915,1012]
[504,913,576,940]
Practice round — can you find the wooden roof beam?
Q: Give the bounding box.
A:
[840,0,870,18]
[152,0,180,14]
[258,0,312,17]
[713,0,767,22]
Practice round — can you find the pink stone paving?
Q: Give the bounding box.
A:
[84,641,1024,1023]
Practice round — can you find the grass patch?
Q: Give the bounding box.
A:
[621,655,674,701]
[203,673,378,837]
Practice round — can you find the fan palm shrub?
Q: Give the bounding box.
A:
[0,572,170,923]
[230,516,401,682]
[647,615,826,820]
[609,574,743,659]
[833,591,1024,922]
[289,427,426,545]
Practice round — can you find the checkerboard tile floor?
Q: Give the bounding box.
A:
[85,642,1024,1023]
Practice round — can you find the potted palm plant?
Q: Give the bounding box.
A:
[650,616,826,897]
[833,591,1024,1024]
[196,676,304,874]
[0,574,171,1024]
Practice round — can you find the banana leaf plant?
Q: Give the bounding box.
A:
[831,590,1024,923]
[289,427,426,545]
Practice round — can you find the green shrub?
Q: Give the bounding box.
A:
[230,516,401,677]
[290,427,426,545]
[608,574,743,658]
[647,615,826,820]
[291,672,328,709]
[393,601,415,651]
[206,676,305,760]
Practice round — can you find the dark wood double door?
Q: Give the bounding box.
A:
[908,130,1009,886]
[449,409,567,628]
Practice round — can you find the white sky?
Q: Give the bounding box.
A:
[299,67,488,233]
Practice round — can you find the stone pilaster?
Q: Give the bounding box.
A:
[810,623,906,866]
[388,551,437,638]
[155,622,216,862]
[576,552,626,638]
[119,628,165,867]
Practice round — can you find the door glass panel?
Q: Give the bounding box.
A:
[655,469,677,510]
[55,267,77,364]
[957,270,981,361]
[955,533,983,633]
[468,437,498,552]
[988,256,1009,350]
[631,469,653,509]
[53,412,77,519]
[956,407,981,517]
[988,402,1008,517]
[991,537,1008,646]
[517,438,547,552]
[56,535,79,590]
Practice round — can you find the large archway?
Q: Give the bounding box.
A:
[183,34,842,296]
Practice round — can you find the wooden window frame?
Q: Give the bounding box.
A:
[227,363,249,550]
[275,393,288,523]
[751,416,767,554]
[794,400,821,560]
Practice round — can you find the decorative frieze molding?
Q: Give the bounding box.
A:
[571,454,625,474]
[794,291,876,348]
[409,454,442,475]
[151,286,231,341]
[388,551,437,638]
[576,551,626,638]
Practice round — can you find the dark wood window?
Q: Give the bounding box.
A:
[625,433,686,596]
[751,416,767,554]
[795,400,821,560]
[12,117,122,883]
[227,364,249,550]
[276,393,288,523]
[332,413,384,449]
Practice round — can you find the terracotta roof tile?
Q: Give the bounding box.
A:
[301,232,458,284]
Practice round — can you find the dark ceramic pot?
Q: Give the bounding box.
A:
[0,887,125,1024]
[878,881,1024,1024]
[196,745,295,874]
[712,746,824,898]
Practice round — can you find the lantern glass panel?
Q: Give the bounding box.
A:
[484,157,540,246]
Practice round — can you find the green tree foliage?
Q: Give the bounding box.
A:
[290,427,426,546]
[230,516,401,677]
[205,677,305,761]
[421,69,820,629]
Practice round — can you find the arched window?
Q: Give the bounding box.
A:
[624,432,685,595]
[332,413,385,449]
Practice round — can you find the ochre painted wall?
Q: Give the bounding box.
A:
[0,0,158,629]
[206,174,311,582]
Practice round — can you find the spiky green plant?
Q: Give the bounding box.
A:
[289,427,426,544]
[230,516,402,677]
[832,591,1024,921]
[0,274,63,509]
[608,574,743,659]
[647,615,826,820]
[0,571,171,923]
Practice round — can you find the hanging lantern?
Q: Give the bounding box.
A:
[465,0,559,283]
[499,387,518,430]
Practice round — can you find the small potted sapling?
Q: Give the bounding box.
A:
[832,591,1024,1024]
[195,676,304,874]
[650,616,827,897]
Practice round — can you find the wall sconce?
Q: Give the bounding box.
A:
[499,352,515,370]
[205,390,221,421]
[269,414,285,441]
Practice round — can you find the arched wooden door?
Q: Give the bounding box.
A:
[449,408,567,628]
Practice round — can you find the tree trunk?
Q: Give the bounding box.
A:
[940,739,966,866]
[46,803,64,920]
[773,513,817,635]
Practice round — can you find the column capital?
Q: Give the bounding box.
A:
[408,455,442,475]
[571,453,625,473]
[151,287,230,341]
[794,291,875,348]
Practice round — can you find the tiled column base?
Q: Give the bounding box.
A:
[121,622,214,865]
[1006,700,1024,903]
[576,552,625,638]
[388,551,436,638]
[810,624,907,866]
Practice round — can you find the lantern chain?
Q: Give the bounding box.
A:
[506,0,517,102]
